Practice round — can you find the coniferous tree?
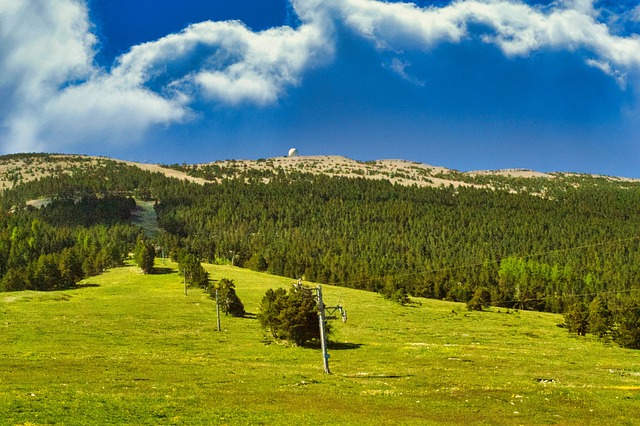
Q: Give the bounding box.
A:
[467,287,492,311]
[564,302,589,336]
[587,295,612,338]
[134,237,155,274]
[611,298,640,349]
[216,278,245,317]
[177,250,208,288]
[258,285,326,346]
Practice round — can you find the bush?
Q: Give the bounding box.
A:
[258,285,328,347]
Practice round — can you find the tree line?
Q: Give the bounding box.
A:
[0,194,139,291]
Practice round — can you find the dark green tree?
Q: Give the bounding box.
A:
[258,288,288,339]
[177,250,208,288]
[0,267,29,292]
[258,285,327,346]
[587,295,612,338]
[134,237,155,274]
[59,248,84,287]
[381,276,411,305]
[33,253,62,291]
[245,253,268,272]
[563,302,589,336]
[611,298,640,349]
[216,278,245,317]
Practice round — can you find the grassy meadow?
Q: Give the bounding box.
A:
[1,260,639,425]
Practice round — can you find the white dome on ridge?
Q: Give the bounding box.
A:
[288,148,299,157]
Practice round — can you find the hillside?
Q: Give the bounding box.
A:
[1,261,639,425]
[1,152,639,350]
[0,153,207,191]
[1,153,637,194]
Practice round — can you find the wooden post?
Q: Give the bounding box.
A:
[215,289,221,332]
[317,285,331,374]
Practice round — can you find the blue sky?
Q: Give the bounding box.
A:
[1,1,639,177]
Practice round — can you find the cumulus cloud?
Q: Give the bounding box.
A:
[0,0,188,152]
[0,0,333,152]
[320,0,640,69]
[112,20,333,106]
[0,0,95,99]
[0,0,639,153]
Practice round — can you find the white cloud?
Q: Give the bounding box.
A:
[0,0,188,152]
[0,0,639,153]
[0,0,96,98]
[0,1,333,152]
[384,58,425,86]
[41,79,187,145]
[319,0,640,70]
[113,20,333,106]
[318,0,467,49]
[585,58,627,88]
[558,0,597,16]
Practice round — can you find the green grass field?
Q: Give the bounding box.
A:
[1,260,639,425]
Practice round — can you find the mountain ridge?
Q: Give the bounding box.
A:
[0,153,637,193]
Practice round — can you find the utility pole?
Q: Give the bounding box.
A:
[316,285,331,374]
[215,289,221,332]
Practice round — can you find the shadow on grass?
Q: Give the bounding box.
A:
[328,341,363,351]
[152,267,175,275]
[75,283,100,289]
[344,374,412,379]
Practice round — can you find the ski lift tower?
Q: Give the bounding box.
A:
[315,284,347,374]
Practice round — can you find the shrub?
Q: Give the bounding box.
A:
[258,285,328,347]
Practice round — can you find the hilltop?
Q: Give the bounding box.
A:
[1,153,637,194]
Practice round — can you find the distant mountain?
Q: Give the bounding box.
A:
[2,153,635,195]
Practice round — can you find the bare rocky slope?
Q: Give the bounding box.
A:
[0,153,637,193]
